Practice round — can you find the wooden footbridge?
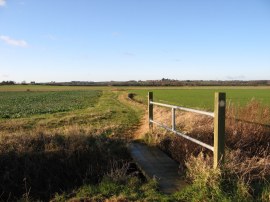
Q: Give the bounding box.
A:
[128,142,186,193]
[128,92,226,193]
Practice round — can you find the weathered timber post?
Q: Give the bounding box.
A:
[172,108,176,131]
[214,92,226,169]
[148,92,153,131]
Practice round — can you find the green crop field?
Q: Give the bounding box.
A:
[0,85,270,201]
[0,87,145,201]
[0,84,111,92]
[129,88,270,111]
[0,91,101,118]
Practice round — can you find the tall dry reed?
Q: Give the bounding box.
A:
[152,100,270,185]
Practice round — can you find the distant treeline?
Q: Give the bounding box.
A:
[1,79,270,86]
[0,81,16,85]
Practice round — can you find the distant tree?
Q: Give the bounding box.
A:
[0,81,15,85]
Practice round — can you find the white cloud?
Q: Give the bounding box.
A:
[0,35,28,47]
[0,0,6,7]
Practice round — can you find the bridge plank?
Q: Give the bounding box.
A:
[128,142,187,194]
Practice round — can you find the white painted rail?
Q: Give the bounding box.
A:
[148,92,226,168]
[150,120,214,151]
[150,101,214,117]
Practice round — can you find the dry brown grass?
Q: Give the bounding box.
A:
[223,101,270,186]
[0,127,131,201]
[226,100,270,154]
[149,100,270,186]
[150,106,214,164]
[225,149,270,183]
[185,153,221,187]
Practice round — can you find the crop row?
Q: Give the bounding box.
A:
[0,91,100,118]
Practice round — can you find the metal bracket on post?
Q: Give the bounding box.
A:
[148,92,153,132]
[214,92,226,169]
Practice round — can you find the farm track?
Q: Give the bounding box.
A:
[118,93,188,193]
[117,92,148,140]
[0,90,141,139]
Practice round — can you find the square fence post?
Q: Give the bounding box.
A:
[148,92,153,131]
[214,92,226,169]
[172,108,176,131]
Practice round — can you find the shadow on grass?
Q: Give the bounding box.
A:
[0,134,130,201]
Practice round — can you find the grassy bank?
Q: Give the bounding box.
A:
[0,90,143,201]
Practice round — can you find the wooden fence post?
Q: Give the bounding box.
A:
[172,108,176,131]
[148,92,153,131]
[214,92,226,169]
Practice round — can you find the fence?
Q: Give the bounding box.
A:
[148,92,226,169]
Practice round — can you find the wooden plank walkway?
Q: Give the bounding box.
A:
[128,142,187,194]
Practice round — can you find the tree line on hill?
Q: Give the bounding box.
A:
[1,79,270,86]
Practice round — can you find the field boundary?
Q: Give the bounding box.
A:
[148,92,226,168]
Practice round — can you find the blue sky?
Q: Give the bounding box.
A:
[0,0,270,82]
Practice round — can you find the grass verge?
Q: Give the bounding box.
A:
[0,90,143,201]
[145,100,270,201]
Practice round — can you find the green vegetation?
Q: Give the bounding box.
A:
[0,89,142,201]
[129,88,270,111]
[0,85,269,201]
[0,84,112,91]
[53,176,171,201]
[0,91,100,118]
